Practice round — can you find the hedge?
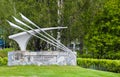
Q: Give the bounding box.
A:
[0,48,13,66]
[77,58,120,73]
[0,57,8,66]
[0,48,14,57]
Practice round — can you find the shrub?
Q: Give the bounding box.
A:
[77,58,120,73]
[0,57,8,66]
[0,48,14,57]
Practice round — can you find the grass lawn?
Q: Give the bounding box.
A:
[0,66,120,77]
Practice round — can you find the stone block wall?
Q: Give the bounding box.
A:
[8,51,76,66]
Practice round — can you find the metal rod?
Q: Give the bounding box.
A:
[20,13,72,53]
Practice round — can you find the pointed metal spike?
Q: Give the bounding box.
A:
[20,13,36,26]
[7,20,24,31]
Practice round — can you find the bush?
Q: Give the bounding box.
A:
[77,58,120,73]
[0,48,14,57]
[77,51,120,60]
[0,57,8,66]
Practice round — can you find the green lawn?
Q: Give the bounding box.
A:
[0,66,120,77]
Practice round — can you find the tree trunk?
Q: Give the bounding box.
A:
[79,36,84,54]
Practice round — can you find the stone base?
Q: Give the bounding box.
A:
[8,51,76,66]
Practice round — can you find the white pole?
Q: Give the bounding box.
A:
[19,13,72,52]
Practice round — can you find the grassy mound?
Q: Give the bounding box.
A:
[0,66,120,77]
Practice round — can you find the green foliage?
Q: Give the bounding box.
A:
[0,57,7,65]
[0,0,100,51]
[84,0,120,59]
[0,48,11,65]
[0,0,119,59]
[0,48,14,57]
[77,58,120,73]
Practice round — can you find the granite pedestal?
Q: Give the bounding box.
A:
[8,51,76,66]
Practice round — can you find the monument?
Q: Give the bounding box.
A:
[7,13,76,66]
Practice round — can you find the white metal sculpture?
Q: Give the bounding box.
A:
[7,13,75,57]
[7,13,76,66]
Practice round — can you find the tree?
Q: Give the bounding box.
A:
[0,0,18,48]
[85,0,120,59]
[63,0,105,54]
